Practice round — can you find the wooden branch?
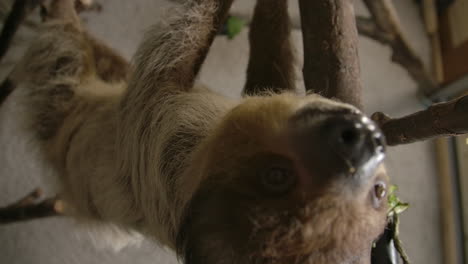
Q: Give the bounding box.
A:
[0,0,102,62]
[298,0,362,109]
[0,0,41,63]
[361,0,438,96]
[0,0,42,108]
[356,16,393,45]
[0,188,63,225]
[372,95,468,146]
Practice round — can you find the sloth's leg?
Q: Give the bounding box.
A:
[42,0,81,25]
[114,0,236,245]
[0,0,82,107]
[243,0,295,95]
[42,0,130,83]
[117,0,235,161]
[17,0,94,140]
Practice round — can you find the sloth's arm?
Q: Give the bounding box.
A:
[125,0,234,96]
[243,0,295,95]
[113,0,236,240]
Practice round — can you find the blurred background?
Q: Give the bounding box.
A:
[0,0,467,263]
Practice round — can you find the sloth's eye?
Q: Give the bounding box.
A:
[372,181,387,208]
[261,167,296,194]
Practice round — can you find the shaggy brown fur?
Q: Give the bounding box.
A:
[10,0,389,263]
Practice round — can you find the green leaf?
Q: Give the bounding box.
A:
[227,16,245,39]
[393,203,409,215]
[387,185,409,217]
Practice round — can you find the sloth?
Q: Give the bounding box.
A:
[7,0,389,263]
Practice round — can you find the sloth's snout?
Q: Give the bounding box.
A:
[289,107,386,184]
[322,114,385,168]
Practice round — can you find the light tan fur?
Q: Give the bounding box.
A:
[10,0,389,263]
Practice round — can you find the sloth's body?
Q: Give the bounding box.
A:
[10,0,389,263]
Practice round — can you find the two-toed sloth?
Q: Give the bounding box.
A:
[9,0,389,263]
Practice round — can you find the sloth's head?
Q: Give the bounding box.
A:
[177,93,388,263]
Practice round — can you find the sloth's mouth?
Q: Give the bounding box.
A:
[248,194,386,262]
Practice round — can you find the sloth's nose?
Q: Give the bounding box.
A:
[321,114,385,168]
[289,108,386,181]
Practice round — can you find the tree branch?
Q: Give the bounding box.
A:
[356,16,393,44]
[361,0,438,96]
[372,94,468,146]
[0,188,63,225]
[0,0,42,63]
[298,0,363,109]
[0,0,102,63]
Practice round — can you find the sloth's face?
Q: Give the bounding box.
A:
[177,93,389,264]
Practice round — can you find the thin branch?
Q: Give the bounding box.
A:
[0,0,102,63]
[392,215,411,264]
[0,0,42,63]
[356,16,393,44]
[0,0,40,109]
[361,0,438,96]
[372,94,468,145]
[298,0,363,109]
[0,188,63,225]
